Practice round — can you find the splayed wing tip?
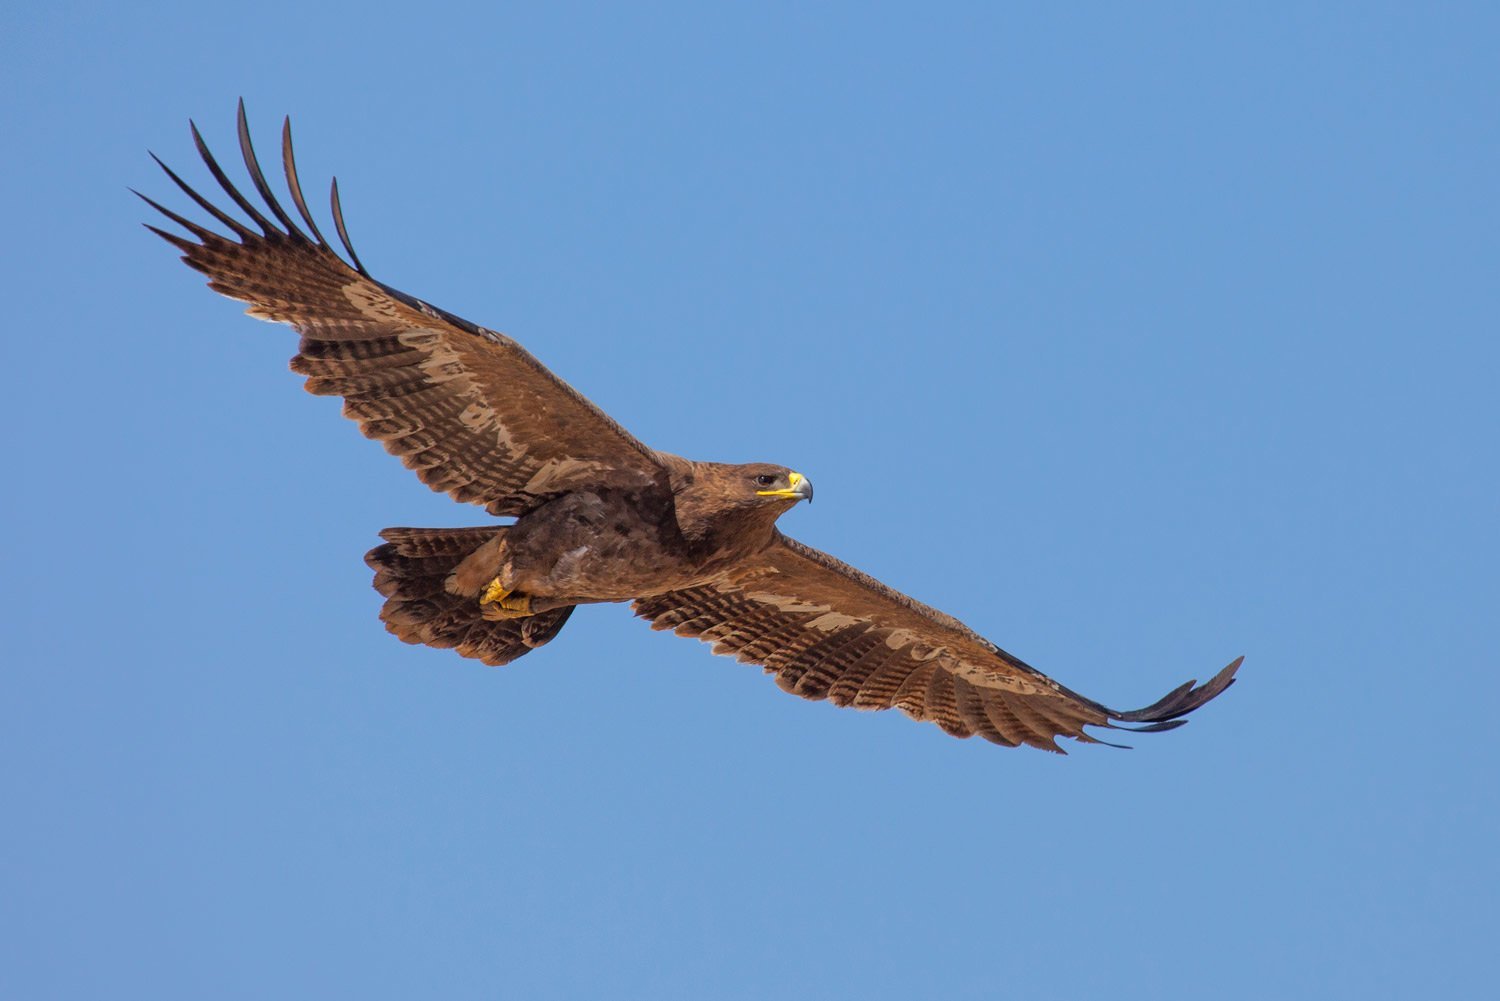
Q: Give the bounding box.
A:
[143,104,366,281]
[1110,655,1243,727]
[191,112,278,237]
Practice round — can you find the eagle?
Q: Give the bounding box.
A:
[140,103,1240,752]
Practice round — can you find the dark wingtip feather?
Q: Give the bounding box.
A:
[149,150,256,240]
[1117,719,1190,734]
[281,116,333,251]
[191,114,279,237]
[1111,655,1243,727]
[133,187,216,243]
[329,175,370,276]
[236,98,307,241]
[142,222,198,254]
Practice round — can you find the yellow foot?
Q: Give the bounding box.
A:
[480,577,533,619]
[480,577,510,605]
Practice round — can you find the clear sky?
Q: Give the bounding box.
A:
[4,2,1497,998]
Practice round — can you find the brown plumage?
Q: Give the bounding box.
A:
[142,103,1240,752]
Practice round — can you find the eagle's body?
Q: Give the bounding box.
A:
[478,486,690,604]
[445,460,801,611]
[142,104,1240,752]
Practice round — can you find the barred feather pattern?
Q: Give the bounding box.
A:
[635,534,1241,752]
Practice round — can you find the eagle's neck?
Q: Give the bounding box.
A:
[671,473,785,564]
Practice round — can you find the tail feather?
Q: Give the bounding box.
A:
[365,527,574,666]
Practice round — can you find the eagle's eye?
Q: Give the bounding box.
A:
[754,474,778,487]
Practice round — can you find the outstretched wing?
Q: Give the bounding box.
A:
[634,533,1240,751]
[140,102,666,517]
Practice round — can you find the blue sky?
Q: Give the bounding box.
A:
[4,2,1497,998]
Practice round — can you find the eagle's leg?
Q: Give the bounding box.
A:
[480,578,534,619]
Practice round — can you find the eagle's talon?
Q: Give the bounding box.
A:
[480,584,533,619]
[482,599,533,620]
[480,577,509,605]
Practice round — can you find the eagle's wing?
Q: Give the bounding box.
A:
[140,103,665,516]
[634,533,1240,751]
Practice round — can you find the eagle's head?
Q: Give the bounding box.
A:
[668,460,814,547]
[741,463,814,505]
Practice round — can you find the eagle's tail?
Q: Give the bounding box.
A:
[365,527,574,666]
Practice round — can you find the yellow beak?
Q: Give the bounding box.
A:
[757,471,814,502]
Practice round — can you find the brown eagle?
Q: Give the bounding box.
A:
[141,103,1239,752]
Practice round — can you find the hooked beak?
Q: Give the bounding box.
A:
[758,471,814,503]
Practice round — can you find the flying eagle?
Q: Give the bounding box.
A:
[141,103,1240,752]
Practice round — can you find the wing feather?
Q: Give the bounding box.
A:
[143,104,666,517]
[634,533,1241,751]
